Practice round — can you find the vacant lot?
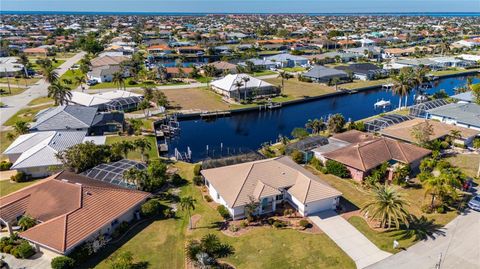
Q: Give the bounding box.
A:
[446,153,480,179]
[4,104,52,126]
[264,77,335,100]
[161,87,237,111]
[341,78,392,90]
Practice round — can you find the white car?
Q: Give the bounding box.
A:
[468,195,480,211]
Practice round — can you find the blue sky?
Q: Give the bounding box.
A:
[2,0,480,13]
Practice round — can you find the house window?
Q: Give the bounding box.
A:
[217,193,220,200]
[276,194,284,201]
[205,180,209,187]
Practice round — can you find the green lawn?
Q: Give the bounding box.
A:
[0,179,40,197]
[0,87,27,96]
[252,70,277,77]
[105,135,158,160]
[446,154,480,179]
[89,78,182,90]
[91,162,355,269]
[59,70,85,88]
[30,58,65,71]
[341,78,392,90]
[264,77,335,100]
[429,68,480,77]
[4,104,52,126]
[27,96,54,106]
[0,131,13,159]
[195,76,213,83]
[281,67,307,72]
[0,78,40,86]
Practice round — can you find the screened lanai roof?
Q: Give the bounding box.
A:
[286,135,329,153]
[105,96,143,109]
[409,99,450,118]
[82,159,147,189]
[364,114,414,133]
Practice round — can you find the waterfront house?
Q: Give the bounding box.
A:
[312,130,375,162]
[323,136,431,181]
[302,65,349,84]
[379,118,480,147]
[201,156,342,220]
[334,63,387,80]
[0,171,150,255]
[452,91,474,104]
[202,61,238,75]
[67,90,143,112]
[2,131,105,177]
[210,74,279,100]
[427,103,480,130]
[264,53,309,68]
[238,58,278,71]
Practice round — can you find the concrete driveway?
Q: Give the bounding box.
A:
[0,51,86,128]
[309,210,391,269]
[366,209,480,269]
[1,249,57,269]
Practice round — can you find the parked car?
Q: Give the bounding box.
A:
[468,195,480,211]
[87,79,98,86]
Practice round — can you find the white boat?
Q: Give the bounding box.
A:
[382,83,394,90]
[374,99,391,109]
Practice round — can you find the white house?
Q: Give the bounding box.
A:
[210,74,279,100]
[201,156,342,220]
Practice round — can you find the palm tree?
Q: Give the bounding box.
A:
[13,121,29,135]
[75,75,86,89]
[112,72,125,90]
[412,67,428,95]
[233,80,243,101]
[392,70,413,109]
[134,138,152,162]
[42,65,59,84]
[117,140,135,159]
[439,39,451,56]
[48,82,72,105]
[18,215,36,231]
[180,196,197,229]
[330,77,341,91]
[361,184,410,229]
[278,71,293,94]
[423,173,462,209]
[241,76,250,100]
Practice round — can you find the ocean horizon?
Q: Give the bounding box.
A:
[2,11,480,17]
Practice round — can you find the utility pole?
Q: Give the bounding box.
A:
[5,68,11,94]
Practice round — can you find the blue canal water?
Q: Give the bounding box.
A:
[166,75,480,161]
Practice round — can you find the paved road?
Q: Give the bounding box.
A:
[309,210,391,269]
[367,209,480,269]
[0,51,86,128]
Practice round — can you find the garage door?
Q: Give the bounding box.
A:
[306,198,336,215]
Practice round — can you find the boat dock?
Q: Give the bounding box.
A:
[200,111,231,118]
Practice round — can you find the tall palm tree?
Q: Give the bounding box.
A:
[392,71,413,109]
[241,76,250,100]
[75,75,86,89]
[13,121,29,135]
[233,80,243,101]
[134,138,152,162]
[361,184,410,229]
[115,140,135,159]
[42,65,59,84]
[278,71,293,95]
[48,82,72,105]
[423,173,462,209]
[412,67,428,95]
[180,196,197,229]
[439,39,451,56]
[112,72,125,90]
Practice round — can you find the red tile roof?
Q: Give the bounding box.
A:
[0,171,150,254]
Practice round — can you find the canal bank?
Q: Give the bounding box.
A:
[163,74,479,161]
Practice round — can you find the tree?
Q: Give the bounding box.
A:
[180,196,197,229]
[186,234,234,267]
[410,120,434,146]
[56,142,115,173]
[108,251,136,269]
[51,256,75,269]
[112,140,135,159]
[305,118,325,134]
[241,76,250,100]
[142,86,154,101]
[278,71,293,94]
[18,215,36,231]
[134,138,152,162]
[152,90,169,108]
[127,118,143,135]
[392,68,413,109]
[244,196,259,222]
[13,120,29,135]
[423,172,462,209]
[327,114,345,133]
[42,65,59,84]
[112,72,125,90]
[137,99,151,118]
[140,199,162,217]
[361,184,410,229]
[291,127,309,139]
[75,75,86,89]
[48,82,72,105]
[471,83,480,105]
[233,80,243,101]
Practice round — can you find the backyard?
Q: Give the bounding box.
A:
[161,87,240,111]
[264,77,335,101]
[89,162,355,269]
[105,135,158,160]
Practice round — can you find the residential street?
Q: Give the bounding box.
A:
[0,51,86,129]
[367,209,480,269]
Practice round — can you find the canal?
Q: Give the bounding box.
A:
[165,74,479,161]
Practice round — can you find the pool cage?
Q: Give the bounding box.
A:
[364,114,414,133]
[105,96,144,112]
[201,151,266,169]
[285,136,329,163]
[81,159,147,189]
[409,99,450,118]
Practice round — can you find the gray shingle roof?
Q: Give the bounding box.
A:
[427,103,480,128]
[30,105,98,131]
[303,65,348,79]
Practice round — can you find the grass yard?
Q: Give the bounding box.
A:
[446,153,480,179]
[341,78,392,90]
[0,77,40,86]
[429,68,480,77]
[27,96,54,106]
[161,87,237,111]
[264,77,335,100]
[195,76,213,83]
[281,67,307,73]
[4,104,52,126]
[0,179,40,197]
[89,78,185,90]
[252,70,277,77]
[29,58,65,71]
[59,69,85,88]
[105,135,158,160]
[91,162,355,269]
[0,87,27,96]
[0,131,13,159]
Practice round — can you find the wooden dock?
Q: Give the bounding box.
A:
[200,111,231,118]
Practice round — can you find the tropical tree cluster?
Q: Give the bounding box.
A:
[186,234,235,268]
[123,159,168,192]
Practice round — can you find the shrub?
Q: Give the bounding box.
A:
[291,128,309,139]
[299,219,311,229]
[217,205,231,220]
[170,174,184,186]
[229,224,239,232]
[290,150,304,164]
[0,161,12,171]
[163,207,175,218]
[51,256,76,269]
[436,206,445,214]
[15,241,35,259]
[111,221,130,239]
[240,220,248,228]
[2,245,12,254]
[193,176,203,186]
[204,195,213,202]
[127,80,137,85]
[272,220,288,228]
[193,164,202,176]
[10,171,27,182]
[140,199,162,217]
[309,157,323,171]
[325,160,350,178]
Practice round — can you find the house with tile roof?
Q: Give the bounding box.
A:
[0,171,150,255]
[323,137,431,181]
[201,156,342,220]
